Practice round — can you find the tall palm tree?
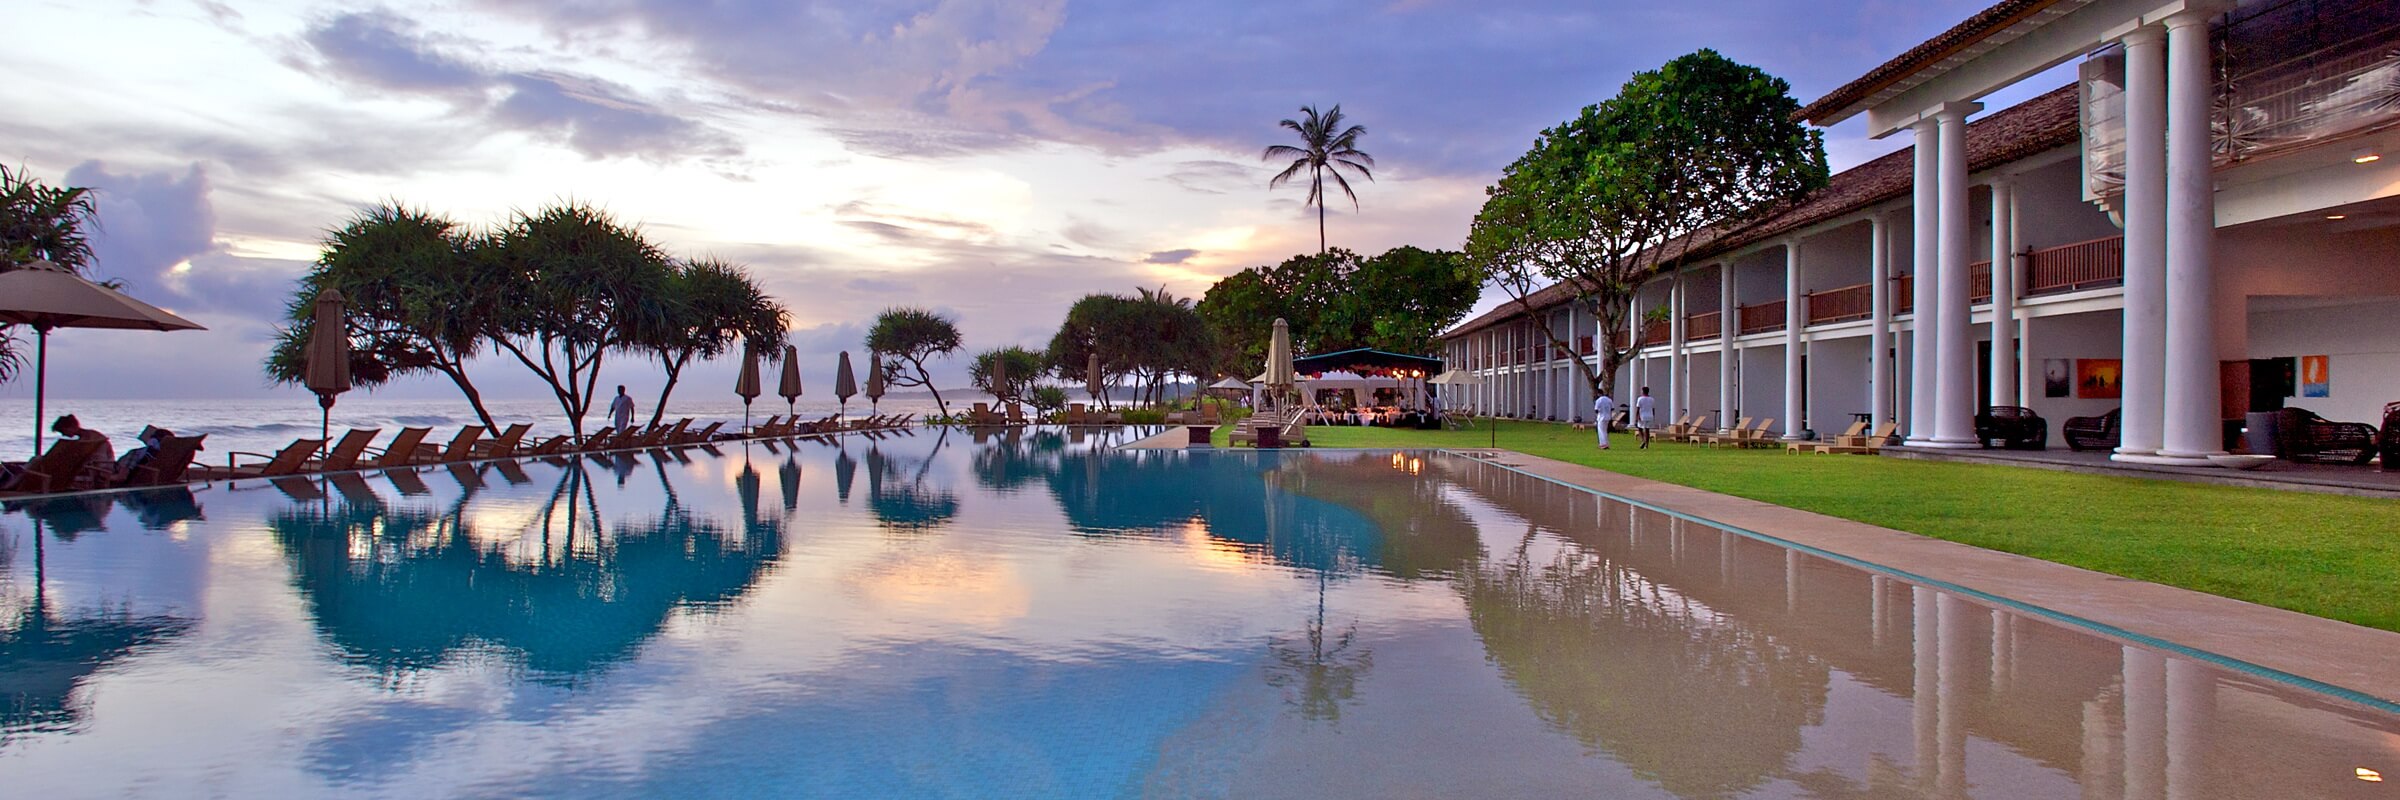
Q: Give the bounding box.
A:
[1263,105,1374,253]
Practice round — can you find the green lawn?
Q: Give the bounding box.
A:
[1226,420,2400,633]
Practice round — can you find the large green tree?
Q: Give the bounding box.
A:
[1467,50,1826,396]
[867,307,963,417]
[267,204,504,430]
[482,202,675,438]
[636,257,789,425]
[1043,289,1215,408]
[1197,246,1476,370]
[967,346,1045,404]
[1263,105,1375,253]
[1,165,102,383]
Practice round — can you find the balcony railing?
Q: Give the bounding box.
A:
[1807,284,1872,323]
[1895,275,1912,314]
[1641,319,1670,346]
[1687,311,1722,341]
[1970,261,1992,303]
[1737,300,1786,334]
[2027,236,2124,294]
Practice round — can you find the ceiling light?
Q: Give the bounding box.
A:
[2353,147,2383,164]
[2326,214,2348,220]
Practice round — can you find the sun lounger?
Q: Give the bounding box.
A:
[216,437,329,479]
[1669,415,1710,443]
[0,438,107,494]
[1696,417,1752,446]
[363,427,434,469]
[1789,421,1865,452]
[414,426,487,464]
[522,435,573,456]
[313,428,382,471]
[682,421,724,444]
[1814,422,1899,454]
[1065,404,1088,425]
[472,423,533,458]
[125,433,207,487]
[1736,418,1779,448]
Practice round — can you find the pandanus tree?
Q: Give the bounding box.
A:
[968,346,1045,404]
[267,204,504,431]
[866,307,962,417]
[637,257,788,426]
[1262,104,1374,254]
[0,165,102,383]
[482,202,675,439]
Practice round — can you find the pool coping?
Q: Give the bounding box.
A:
[1434,448,2400,714]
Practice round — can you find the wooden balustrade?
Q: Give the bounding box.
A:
[2027,235,2125,294]
[1970,261,1992,302]
[1807,284,1872,323]
[1641,319,1670,346]
[1686,311,1721,341]
[1738,300,1787,334]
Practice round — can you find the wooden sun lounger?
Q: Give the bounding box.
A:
[216,438,328,479]
[312,428,382,472]
[680,421,724,444]
[1,438,107,494]
[1735,418,1779,448]
[1814,422,1899,454]
[1789,421,1866,452]
[1669,415,1711,443]
[524,435,574,456]
[363,427,434,469]
[1696,417,1752,446]
[472,423,533,458]
[414,426,486,464]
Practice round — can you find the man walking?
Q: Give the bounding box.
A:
[610,385,637,433]
[1635,387,1657,449]
[1592,388,1616,450]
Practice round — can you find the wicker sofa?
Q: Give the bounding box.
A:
[2274,407,2380,465]
[2063,408,2119,452]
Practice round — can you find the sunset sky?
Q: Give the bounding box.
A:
[1,0,2072,400]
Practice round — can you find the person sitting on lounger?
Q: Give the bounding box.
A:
[52,415,116,473]
[111,425,171,482]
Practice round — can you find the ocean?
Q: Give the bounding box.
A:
[0,393,974,461]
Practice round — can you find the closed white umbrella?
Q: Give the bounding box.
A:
[0,261,205,453]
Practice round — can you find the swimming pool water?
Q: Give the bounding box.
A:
[1,427,2393,798]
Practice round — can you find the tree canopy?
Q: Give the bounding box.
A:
[1197,246,1478,371]
[1467,49,1826,396]
[1,165,102,384]
[1042,288,1213,407]
[1263,104,1375,253]
[968,346,1046,404]
[635,257,789,425]
[867,307,963,417]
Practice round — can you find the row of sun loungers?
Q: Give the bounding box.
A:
[2,413,922,496]
[1634,413,1897,455]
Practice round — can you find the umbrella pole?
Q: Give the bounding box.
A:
[32,326,48,453]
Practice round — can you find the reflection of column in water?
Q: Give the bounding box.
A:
[1937,593,1968,799]
[1913,586,1938,793]
[1720,529,1736,586]
[2165,658,2213,800]
[1670,517,1684,566]
[2082,690,2126,797]
[1784,549,1800,613]
[1990,609,2014,692]
[2123,646,2169,800]
[1869,575,1888,650]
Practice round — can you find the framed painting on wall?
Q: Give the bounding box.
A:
[2301,355,2330,397]
[2076,358,2122,399]
[2043,359,2072,398]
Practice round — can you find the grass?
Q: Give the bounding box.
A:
[1220,420,2400,633]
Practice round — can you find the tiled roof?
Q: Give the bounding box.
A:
[1794,0,2066,124]
[1445,84,2080,340]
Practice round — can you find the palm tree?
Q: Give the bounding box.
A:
[1262,105,1375,253]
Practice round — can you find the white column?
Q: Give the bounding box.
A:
[1670,275,1687,418]
[1931,102,1984,447]
[1907,120,1942,444]
[1720,262,1736,424]
[2116,26,2169,460]
[1783,240,1805,438]
[1990,178,2018,407]
[2160,12,2224,462]
[1870,214,1894,426]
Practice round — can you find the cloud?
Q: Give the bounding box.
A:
[1143,249,1198,265]
[1160,160,1255,195]
[294,9,739,163]
[64,161,219,293]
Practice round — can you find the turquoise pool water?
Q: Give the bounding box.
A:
[1,427,2394,798]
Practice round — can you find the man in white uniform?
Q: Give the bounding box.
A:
[1591,389,1616,450]
[610,385,637,433]
[1634,386,1657,449]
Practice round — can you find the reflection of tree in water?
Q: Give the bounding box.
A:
[1262,571,1373,725]
[0,524,193,744]
[864,427,959,533]
[970,428,1065,492]
[1460,533,1829,800]
[269,461,786,683]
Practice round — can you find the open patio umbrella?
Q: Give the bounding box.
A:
[777,345,802,417]
[864,351,885,414]
[834,351,858,421]
[304,288,352,452]
[734,344,762,430]
[0,261,205,453]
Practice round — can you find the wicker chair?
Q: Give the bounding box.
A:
[2063,408,2119,452]
[2274,407,2379,465]
[1974,406,2048,449]
[2381,402,2399,471]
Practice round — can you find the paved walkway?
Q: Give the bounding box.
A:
[1884,445,2400,498]
[1451,449,2400,708]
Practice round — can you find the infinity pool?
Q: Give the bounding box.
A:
[1,427,2393,798]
